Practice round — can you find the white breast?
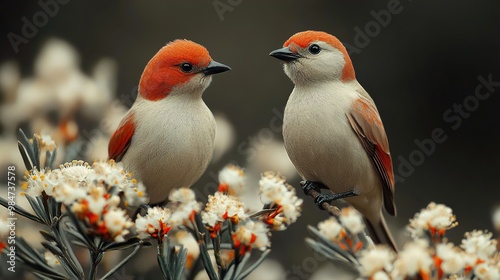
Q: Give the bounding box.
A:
[283,80,380,198]
[122,94,215,204]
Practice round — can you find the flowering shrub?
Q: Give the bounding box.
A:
[0,131,302,280]
[308,203,500,280]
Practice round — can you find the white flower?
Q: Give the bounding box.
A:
[218,164,246,195]
[91,160,130,188]
[409,202,457,237]
[86,185,108,216]
[492,207,500,232]
[233,220,270,253]
[339,207,365,234]
[441,255,466,276]
[242,260,285,280]
[58,160,93,186]
[358,245,396,276]
[91,160,148,207]
[462,252,480,272]
[279,187,302,225]
[474,263,500,280]
[52,180,87,205]
[135,207,172,239]
[0,217,8,238]
[44,251,60,267]
[23,159,148,209]
[259,172,287,205]
[436,243,465,275]
[461,230,497,261]
[372,271,391,280]
[169,201,202,228]
[169,188,196,204]
[318,217,344,242]
[123,181,148,207]
[37,134,56,152]
[102,208,133,242]
[201,211,219,230]
[202,192,246,227]
[23,168,57,197]
[212,114,236,163]
[0,61,20,97]
[392,240,433,279]
[258,172,302,227]
[34,38,79,79]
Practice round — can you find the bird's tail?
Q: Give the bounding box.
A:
[364,215,398,252]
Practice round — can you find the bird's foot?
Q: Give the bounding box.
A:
[300,180,328,195]
[313,190,359,210]
[300,180,360,211]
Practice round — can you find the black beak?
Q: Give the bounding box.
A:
[202,61,231,75]
[269,47,301,62]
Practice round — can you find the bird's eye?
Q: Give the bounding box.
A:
[180,63,193,73]
[308,44,321,55]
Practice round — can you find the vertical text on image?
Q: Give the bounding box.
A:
[6,165,17,272]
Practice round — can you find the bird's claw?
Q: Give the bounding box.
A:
[313,190,360,210]
[300,180,327,195]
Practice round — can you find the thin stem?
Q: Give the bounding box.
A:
[304,186,341,217]
[228,221,239,280]
[51,220,83,278]
[101,245,141,280]
[190,218,218,280]
[212,232,224,277]
[89,241,104,280]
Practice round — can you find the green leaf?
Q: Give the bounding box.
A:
[47,196,61,222]
[157,240,188,280]
[65,209,96,251]
[18,141,33,171]
[199,242,219,280]
[307,225,358,264]
[0,196,44,223]
[42,241,64,256]
[25,194,49,225]
[58,222,84,276]
[102,237,147,251]
[65,226,90,245]
[231,252,250,280]
[17,237,45,264]
[18,129,36,169]
[234,250,270,280]
[37,195,51,222]
[32,271,68,280]
[40,230,57,243]
[16,238,72,280]
[32,135,40,169]
[101,244,142,280]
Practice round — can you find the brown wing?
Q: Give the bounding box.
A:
[108,113,135,162]
[347,95,396,216]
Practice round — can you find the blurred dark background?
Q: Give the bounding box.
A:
[1,0,500,279]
